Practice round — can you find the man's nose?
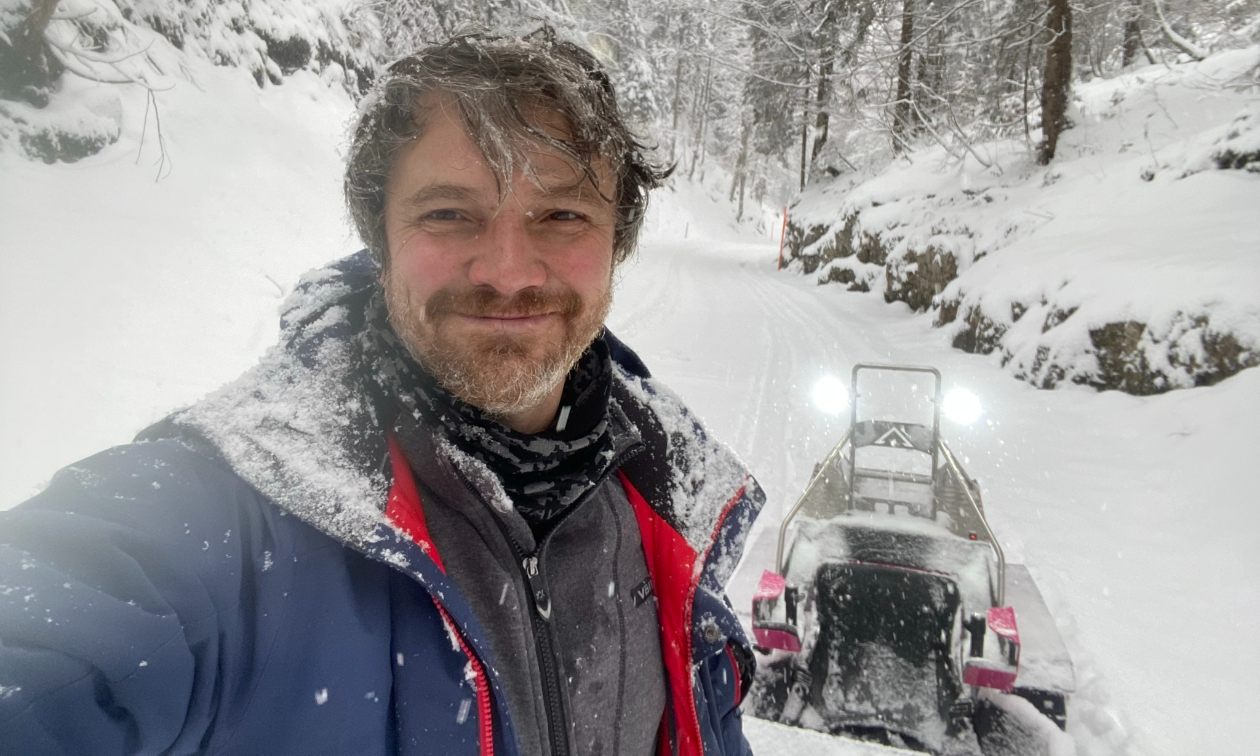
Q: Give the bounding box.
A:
[467,213,547,294]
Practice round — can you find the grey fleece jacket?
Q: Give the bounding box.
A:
[394,401,667,756]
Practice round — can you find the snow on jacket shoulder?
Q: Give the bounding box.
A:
[0,251,766,756]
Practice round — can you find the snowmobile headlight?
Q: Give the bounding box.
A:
[812,375,849,414]
[943,388,983,424]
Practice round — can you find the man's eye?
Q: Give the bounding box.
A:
[549,210,583,221]
[424,209,462,221]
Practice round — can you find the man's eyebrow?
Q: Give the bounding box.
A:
[530,179,611,205]
[401,184,482,207]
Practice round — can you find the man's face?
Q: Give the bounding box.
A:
[382,95,617,419]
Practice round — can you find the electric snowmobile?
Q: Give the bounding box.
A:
[749,364,1075,754]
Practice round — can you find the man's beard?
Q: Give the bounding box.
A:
[383,271,611,419]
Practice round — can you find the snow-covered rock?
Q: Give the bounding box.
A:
[786,45,1260,395]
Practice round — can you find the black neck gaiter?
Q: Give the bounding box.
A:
[361,290,619,528]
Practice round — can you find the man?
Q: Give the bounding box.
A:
[0,29,763,756]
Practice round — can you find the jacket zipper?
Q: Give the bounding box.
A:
[453,444,643,756]
[436,604,496,756]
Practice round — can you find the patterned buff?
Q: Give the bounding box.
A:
[361,290,621,528]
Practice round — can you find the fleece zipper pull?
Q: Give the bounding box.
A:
[523,556,552,619]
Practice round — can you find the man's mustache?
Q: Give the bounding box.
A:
[425,286,583,321]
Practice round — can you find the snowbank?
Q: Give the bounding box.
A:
[786,46,1260,395]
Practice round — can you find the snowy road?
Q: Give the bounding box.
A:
[611,184,1260,756]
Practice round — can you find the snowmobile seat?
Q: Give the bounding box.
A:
[806,560,964,748]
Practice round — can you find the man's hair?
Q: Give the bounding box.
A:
[345,27,671,268]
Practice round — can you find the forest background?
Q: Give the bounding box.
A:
[3,0,1258,480]
[3,0,1257,212]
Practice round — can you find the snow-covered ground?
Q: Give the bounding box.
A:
[3,51,1258,756]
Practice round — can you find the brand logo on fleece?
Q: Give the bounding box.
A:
[632,576,655,607]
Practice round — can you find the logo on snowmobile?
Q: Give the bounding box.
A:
[872,425,917,449]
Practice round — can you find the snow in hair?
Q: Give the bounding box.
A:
[343,27,672,269]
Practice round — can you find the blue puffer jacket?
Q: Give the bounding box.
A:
[0,253,765,756]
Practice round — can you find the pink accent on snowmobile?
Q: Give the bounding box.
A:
[987,605,1019,643]
[752,570,802,652]
[963,663,1018,691]
[963,606,1021,691]
[754,570,786,600]
[754,627,802,653]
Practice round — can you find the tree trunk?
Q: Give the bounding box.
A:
[1038,0,1072,164]
[810,58,833,166]
[14,0,59,59]
[688,58,713,180]
[916,24,946,130]
[892,0,915,153]
[0,0,62,101]
[1023,33,1033,145]
[733,119,750,218]
[1121,0,1143,67]
[799,96,809,191]
[665,51,685,165]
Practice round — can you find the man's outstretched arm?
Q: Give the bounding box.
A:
[0,441,248,755]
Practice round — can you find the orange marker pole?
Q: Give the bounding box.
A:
[777,206,789,270]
